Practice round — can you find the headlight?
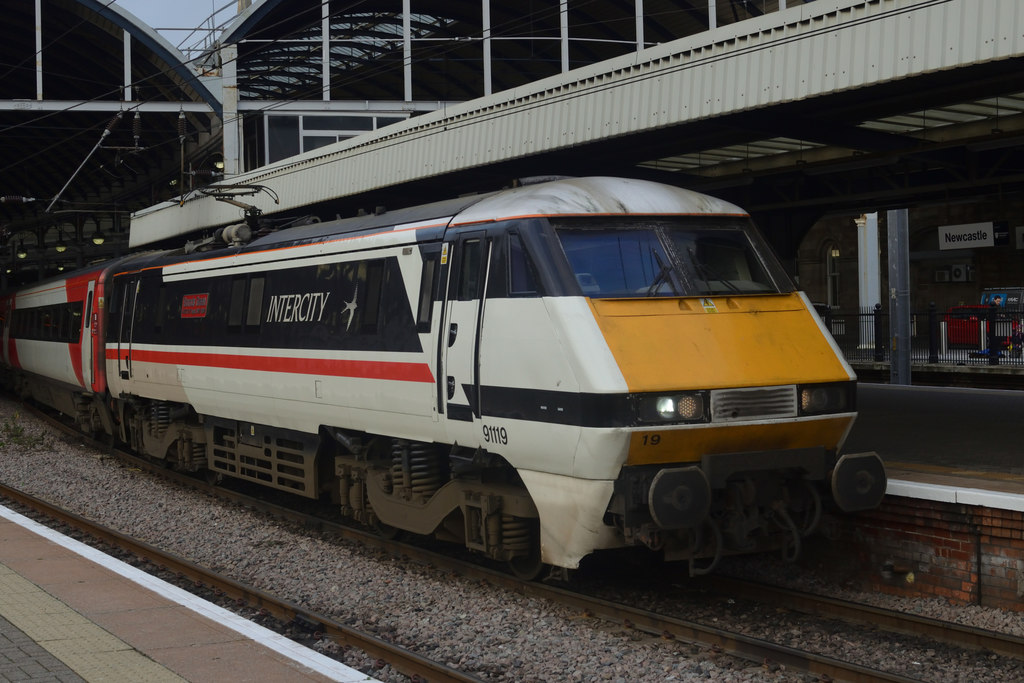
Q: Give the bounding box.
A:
[798,382,853,416]
[639,392,707,423]
[655,396,676,419]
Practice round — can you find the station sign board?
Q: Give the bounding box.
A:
[938,222,995,250]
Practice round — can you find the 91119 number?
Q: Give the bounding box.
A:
[483,424,508,445]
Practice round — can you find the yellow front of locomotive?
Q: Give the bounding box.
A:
[588,295,883,574]
[595,292,855,464]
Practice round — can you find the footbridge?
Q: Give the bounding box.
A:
[132,0,1024,251]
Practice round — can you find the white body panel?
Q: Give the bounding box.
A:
[9,282,82,389]
[472,296,631,479]
[14,283,70,307]
[108,343,442,440]
[14,340,81,388]
[518,469,620,568]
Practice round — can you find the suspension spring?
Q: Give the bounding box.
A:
[501,515,532,553]
[390,440,445,497]
[149,404,171,437]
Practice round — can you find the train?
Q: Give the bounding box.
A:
[0,176,885,578]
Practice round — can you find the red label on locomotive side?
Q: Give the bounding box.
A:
[181,293,209,318]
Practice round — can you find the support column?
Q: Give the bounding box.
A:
[123,29,132,101]
[221,44,240,176]
[560,1,569,73]
[35,0,43,99]
[856,213,880,348]
[321,2,330,100]
[635,0,644,51]
[403,0,412,102]
[887,209,912,385]
[482,0,492,95]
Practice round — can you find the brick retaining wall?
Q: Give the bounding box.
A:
[807,497,1024,611]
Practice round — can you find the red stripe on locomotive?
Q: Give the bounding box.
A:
[105,348,436,383]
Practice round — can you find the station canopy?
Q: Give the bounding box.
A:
[9,0,1022,285]
[2,0,751,285]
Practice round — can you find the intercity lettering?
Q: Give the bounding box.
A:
[265,292,331,323]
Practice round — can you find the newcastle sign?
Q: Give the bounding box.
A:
[938,222,994,250]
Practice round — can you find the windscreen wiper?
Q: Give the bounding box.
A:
[646,250,680,296]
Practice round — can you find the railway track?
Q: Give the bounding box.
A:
[13,401,1024,682]
[703,575,1024,660]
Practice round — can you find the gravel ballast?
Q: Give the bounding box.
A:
[1,398,1022,682]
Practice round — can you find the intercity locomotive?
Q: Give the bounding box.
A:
[0,177,885,578]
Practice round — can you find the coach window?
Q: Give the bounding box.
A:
[153,286,167,334]
[246,277,265,329]
[55,309,65,341]
[160,285,180,336]
[362,260,384,333]
[63,306,71,341]
[228,278,246,328]
[133,280,157,340]
[416,253,439,331]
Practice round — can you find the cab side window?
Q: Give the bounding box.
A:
[456,238,485,301]
[508,232,539,296]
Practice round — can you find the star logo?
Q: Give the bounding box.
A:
[341,285,358,332]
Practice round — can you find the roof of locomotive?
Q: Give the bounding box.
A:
[450,176,748,226]
[247,176,748,249]
[105,177,752,276]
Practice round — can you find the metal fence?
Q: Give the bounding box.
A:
[821,304,1024,368]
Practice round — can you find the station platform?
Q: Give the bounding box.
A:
[848,382,1024,509]
[886,463,1024,512]
[0,503,375,682]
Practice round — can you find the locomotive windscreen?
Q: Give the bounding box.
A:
[553,217,794,298]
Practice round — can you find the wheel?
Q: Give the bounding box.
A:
[507,544,544,581]
[505,517,544,580]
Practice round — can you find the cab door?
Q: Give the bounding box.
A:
[441,232,491,431]
[115,277,139,381]
[80,282,95,390]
